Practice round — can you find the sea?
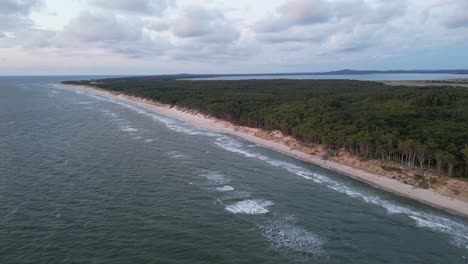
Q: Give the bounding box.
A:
[0,76,467,264]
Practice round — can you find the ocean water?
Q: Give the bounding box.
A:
[0,76,467,264]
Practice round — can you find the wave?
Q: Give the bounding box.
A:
[65,85,468,249]
[120,126,138,133]
[2,121,16,126]
[216,186,235,192]
[100,109,119,119]
[259,218,326,259]
[200,170,230,185]
[167,151,187,159]
[225,199,273,215]
[215,137,468,249]
[62,86,223,139]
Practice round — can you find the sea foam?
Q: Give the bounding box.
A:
[215,136,468,249]
[259,218,326,260]
[200,171,230,185]
[216,186,235,192]
[225,200,273,215]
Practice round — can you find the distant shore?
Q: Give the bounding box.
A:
[58,83,468,219]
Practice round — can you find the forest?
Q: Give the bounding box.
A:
[63,77,468,178]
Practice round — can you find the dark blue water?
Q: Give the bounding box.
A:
[1,77,467,263]
[192,73,468,81]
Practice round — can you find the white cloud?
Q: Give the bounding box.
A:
[255,0,331,32]
[1,0,468,74]
[0,0,43,30]
[90,0,174,15]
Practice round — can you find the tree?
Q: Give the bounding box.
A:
[462,146,468,177]
[415,142,427,170]
[445,153,456,177]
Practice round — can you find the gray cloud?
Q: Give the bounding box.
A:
[253,0,409,55]
[443,0,468,29]
[446,11,468,28]
[158,6,251,63]
[171,6,239,43]
[422,0,468,29]
[255,0,331,33]
[146,19,170,32]
[333,0,407,25]
[0,0,42,30]
[8,0,467,74]
[65,11,141,43]
[90,0,174,15]
[61,11,172,58]
[0,0,41,14]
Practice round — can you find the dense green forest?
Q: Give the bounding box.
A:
[63,77,468,178]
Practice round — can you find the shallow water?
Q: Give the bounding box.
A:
[1,76,467,263]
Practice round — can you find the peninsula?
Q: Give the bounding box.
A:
[61,77,468,218]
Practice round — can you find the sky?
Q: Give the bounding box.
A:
[0,0,467,75]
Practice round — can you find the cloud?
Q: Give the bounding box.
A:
[61,11,171,57]
[90,0,174,15]
[0,0,41,14]
[3,0,468,75]
[171,6,240,43]
[252,0,410,56]
[446,11,468,28]
[0,0,42,30]
[65,11,141,43]
[439,1,468,29]
[255,0,330,32]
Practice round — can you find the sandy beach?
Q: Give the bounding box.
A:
[58,83,468,219]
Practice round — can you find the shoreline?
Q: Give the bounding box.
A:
[58,83,468,219]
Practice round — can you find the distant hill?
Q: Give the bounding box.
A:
[63,69,468,83]
[316,69,468,75]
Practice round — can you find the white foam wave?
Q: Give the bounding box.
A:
[410,216,452,232]
[101,109,118,118]
[120,126,138,132]
[67,88,222,138]
[167,151,187,159]
[215,137,468,249]
[166,124,218,136]
[216,186,235,192]
[260,219,325,257]
[145,139,155,143]
[78,101,92,105]
[225,200,273,215]
[200,171,230,185]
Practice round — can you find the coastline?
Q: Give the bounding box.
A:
[58,83,468,219]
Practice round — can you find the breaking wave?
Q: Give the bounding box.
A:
[216,186,235,192]
[200,170,230,185]
[225,200,274,215]
[259,217,326,261]
[215,137,468,249]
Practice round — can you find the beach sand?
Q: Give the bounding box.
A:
[58,83,468,218]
